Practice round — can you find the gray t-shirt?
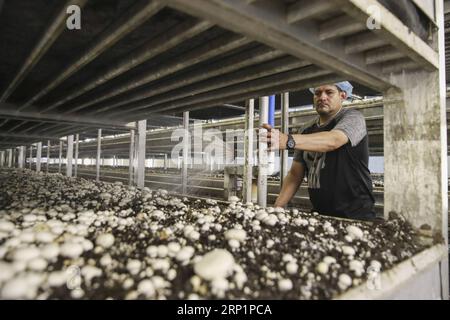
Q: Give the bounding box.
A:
[294,108,367,161]
[293,108,376,220]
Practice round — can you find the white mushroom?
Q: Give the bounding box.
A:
[137,279,155,298]
[13,247,40,262]
[224,229,247,242]
[316,262,329,275]
[338,274,352,290]
[193,249,234,281]
[341,246,356,256]
[0,220,15,233]
[286,262,299,275]
[95,233,115,248]
[278,278,293,291]
[346,225,364,240]
[60,242,84,259]
[126,259,142,276]
[175,246,195,262]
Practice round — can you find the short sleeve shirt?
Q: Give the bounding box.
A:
[293,108,376,220]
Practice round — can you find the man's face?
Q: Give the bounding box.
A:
[313,84,346,116]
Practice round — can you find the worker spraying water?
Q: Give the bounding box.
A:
[261,82,378,221]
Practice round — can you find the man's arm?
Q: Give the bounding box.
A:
[274,161,305,208]
[291,130,349,153]
[262,109,370,154]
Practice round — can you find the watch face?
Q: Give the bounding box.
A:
[287,138,295,149]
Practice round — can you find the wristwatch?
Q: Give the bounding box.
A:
[286,134,296,150]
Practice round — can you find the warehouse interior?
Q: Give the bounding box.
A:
[0,0,449,300]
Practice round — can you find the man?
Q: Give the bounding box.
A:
[262,81,376,221]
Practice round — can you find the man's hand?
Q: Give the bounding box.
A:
[260,124,288,151]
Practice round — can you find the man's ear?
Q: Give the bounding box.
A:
[340,91,347,101]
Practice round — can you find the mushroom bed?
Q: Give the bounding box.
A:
[0,169,427,299]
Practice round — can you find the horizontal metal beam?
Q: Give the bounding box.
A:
[0,0,88,103]
[164,0,394,90]
[0,131,60,142]
[0,102,133,130]
[19,0,164,111]
[222,104,246,111]
[37,125,107,142]
[0,140,39,148]
[0,142,31,148]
